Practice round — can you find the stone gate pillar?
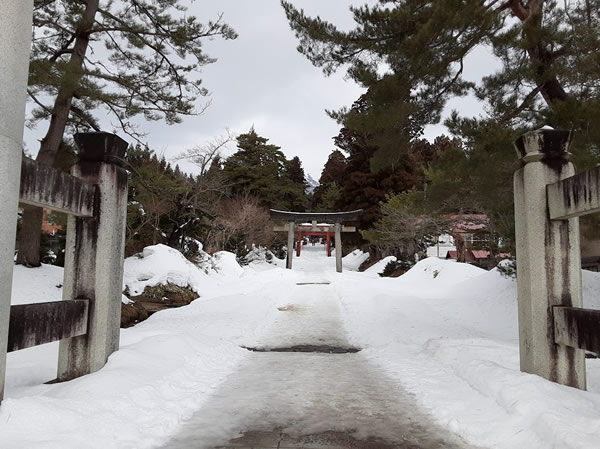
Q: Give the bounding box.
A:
[0,0,34,402]
[513,129,585,389]
[335,223,342,273]
[58,132,129,381]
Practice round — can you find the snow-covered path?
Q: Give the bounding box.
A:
[162,248,476,448]
[4,244,600,448]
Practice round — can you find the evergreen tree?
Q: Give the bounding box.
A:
[331,127,434,231]
[314,182,342,212]
[282,0,600,142]
[284,0,600,252]
[223,129,308,210]
[18,0,237,266]
[126,145,187,254]
[126,144,227,258]
[311,150,347,209]
[285,156,307,186]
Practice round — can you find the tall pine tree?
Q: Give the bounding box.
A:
[223,129,308,211]
[18,0,237,266]
[282,1,600,153]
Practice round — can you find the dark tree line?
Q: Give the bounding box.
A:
[19,0,236,266]
[54,128,310,263]
[283,0,600,259]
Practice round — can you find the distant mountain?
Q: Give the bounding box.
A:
[305,174,319,194]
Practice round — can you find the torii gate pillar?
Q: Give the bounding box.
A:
[286,221,294,269]
[335,223,342,273]
[271,209,362,272]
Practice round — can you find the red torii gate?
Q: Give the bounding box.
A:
[294,224,336,257]
[270,210,362,273]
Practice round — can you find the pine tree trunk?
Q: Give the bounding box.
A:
[16,205,45,267]
[16,0,99,266]
[512,0,569,107]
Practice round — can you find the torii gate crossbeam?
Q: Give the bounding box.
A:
[270,210,362,273]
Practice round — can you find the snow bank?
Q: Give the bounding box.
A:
[337,259,600,449]
[392,257,485,296]
[341,249,369,271]
[3,252,293,449]
[212,251,244,277]
[363,255,397,278]
[583,270,600,309]
[10,264,64,305]
[6,245,600,449]
[123,244,213,296]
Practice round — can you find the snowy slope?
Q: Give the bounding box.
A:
[3,249,600,448]
[362,255,397,277]
[4,256,297,448]
[336,257,600,449]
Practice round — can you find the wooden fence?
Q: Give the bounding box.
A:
[514,129,600,390]
[0,132,128,403]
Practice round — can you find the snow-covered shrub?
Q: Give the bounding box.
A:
[242,246,276,265]
[496,258,516,278]
[380,259,412,277]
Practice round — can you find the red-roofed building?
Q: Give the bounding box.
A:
[41,209,62,235]
[445,250,458,260]
[438,214,513,269]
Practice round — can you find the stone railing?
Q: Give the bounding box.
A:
[0,132,128,403]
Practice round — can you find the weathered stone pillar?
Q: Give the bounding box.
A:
[58,132,129,381]
[0,0,34,403]
[513,129,585,389]
[286,221,294,269]
[335,223,342,273]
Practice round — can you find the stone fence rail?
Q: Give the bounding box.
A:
[0,132,128,403]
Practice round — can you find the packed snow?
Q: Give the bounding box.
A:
[340,248,370,271]
[362,255,397,277]
[2,245,600,448]
[123,244,213,296]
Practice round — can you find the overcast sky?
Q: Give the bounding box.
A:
[24,0,496,180]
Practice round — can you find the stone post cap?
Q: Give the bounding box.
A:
[514,128,572,164]
[74,132,128,167]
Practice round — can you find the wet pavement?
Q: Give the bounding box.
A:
[160,270,479,449]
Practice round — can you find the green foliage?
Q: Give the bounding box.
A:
[311,150,347,209]
[425,121,520,248]
[285,156,307,185]
[379,259,412,278]
[283,1,600,148]
[362,190,450,258]
[331,127,454,233]
[125,144,224,257]
[315,182,342,212]
[30,0,237,138]
[329,74,428,172]
[284,0,600,252]
[223,129,309,210]
[282,0,493,131]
